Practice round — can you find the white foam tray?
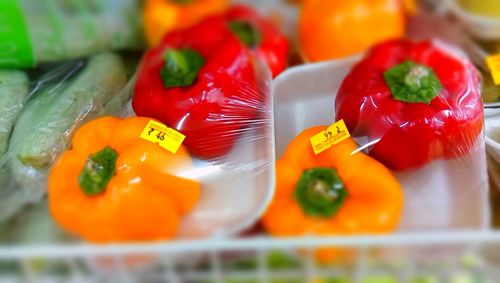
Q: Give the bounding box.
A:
[273,56,490,232]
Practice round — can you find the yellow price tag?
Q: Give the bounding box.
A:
[310,119,350,155]
[486,54,500,85]
[139,120,186,154]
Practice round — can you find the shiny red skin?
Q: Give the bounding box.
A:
[335,39,484,171]
[133,17,261,159]
[225,5,289,78]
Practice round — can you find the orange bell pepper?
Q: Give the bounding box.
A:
[143,0,229,46]
[48,117,201,243]
[262,126,403,262]
[298,0,406,62]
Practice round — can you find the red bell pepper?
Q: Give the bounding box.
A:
[132,16,261,159]
[224,5,289,78]
[335,39,483,171]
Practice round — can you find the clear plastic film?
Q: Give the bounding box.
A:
[0,52,135,222]
[128,15,275,240]
[0,0,143,68]
[0,6,275,245]
[273,39,489,233]
[335,39,484,172]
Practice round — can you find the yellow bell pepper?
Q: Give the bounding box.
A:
[48,117,201,242]
[143,0,229,46]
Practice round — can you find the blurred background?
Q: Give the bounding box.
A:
[1,0,500,282]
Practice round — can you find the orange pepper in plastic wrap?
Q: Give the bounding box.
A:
[48,117,201,242]
[262,126,403,263]
[298,0,406,62]
[143,0,229,46]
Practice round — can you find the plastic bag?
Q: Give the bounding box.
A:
[0,52,134,222]
[273,39,489,232]
[0,0,143,69]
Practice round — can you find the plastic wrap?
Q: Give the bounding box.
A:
[15,39,275,244]
[273,40,489,232]
[414,0,500,109]
[0,1,275,245]
[130,70,274,236]
[0,52,134,222]
[335,39,484,172]
[126,12,275,240]
[486,116,500,191]
[0,0,143,68]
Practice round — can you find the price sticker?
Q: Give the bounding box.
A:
[139,120,186,154]
[310,119,350,155]
[486,54,500,85]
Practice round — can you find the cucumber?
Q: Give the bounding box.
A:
[0,71,29,157]
[2,52,127,220]
[10,52,127,169]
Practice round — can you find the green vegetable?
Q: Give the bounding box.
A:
[2,52,127,221]
[411,275,439,283]
[16,0,144,66]
[361,275,397,283]
[161,48,205,88]
[0,70,29,157]
[10,52,126,169]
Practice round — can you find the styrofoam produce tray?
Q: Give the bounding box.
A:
[273,56,490,232]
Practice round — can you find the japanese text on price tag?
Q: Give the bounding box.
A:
[310,120,350,155]
[139,120,185,154]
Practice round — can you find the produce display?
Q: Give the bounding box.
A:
[0,0,500,280]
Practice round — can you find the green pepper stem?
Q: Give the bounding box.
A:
[78,146,118,196]
[383,60,443,104]
[295,167,347,218]
[228,21,261,48]
[161,48,205,89]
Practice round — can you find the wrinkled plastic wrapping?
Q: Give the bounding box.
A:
[274,42,489,231]
[0,0,143,68]
[130,53,275,239]
[335,39,484,172]
[0,54,274,244]
[0,52,134,222]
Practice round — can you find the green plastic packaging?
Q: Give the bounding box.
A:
[0,0,143,68]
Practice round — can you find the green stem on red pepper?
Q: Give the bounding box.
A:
[383,60,442,104]
[228,21,261,48]
[295,167,348,218]
[78,146,118,196]
[161,48,205,88]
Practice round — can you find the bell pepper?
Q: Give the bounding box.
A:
[335,39,484,171]
[133,16,263,159]
[298,0,406,62]
[262,126,403,262]
[143,0,229,46]
[224,5,290,78]
[48,117,201,242]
